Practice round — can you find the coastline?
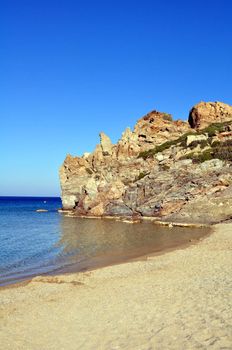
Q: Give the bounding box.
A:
[59,209,211,227]
[0,218,210,288]
[51,224,211,279]
[1,223,231,349]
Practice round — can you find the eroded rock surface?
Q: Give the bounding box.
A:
[189,101,232,129]
[60,101,232,224]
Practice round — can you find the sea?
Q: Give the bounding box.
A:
[0,196,210,286]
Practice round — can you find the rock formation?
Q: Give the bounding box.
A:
[188,101,232,129]
[60,101,232,224]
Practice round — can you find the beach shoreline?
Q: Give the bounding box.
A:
[0,223,231,349]
[59,209,212,227]
[0,220,211,289]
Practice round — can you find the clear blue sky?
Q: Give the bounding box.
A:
[1,0,232,196]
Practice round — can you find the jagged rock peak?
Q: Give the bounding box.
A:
[99,132,113,156]
[189,101,232,129]
[121,127,133,141]
[141,110,173,122]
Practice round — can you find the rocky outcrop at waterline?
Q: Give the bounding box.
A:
[59,101,232,224]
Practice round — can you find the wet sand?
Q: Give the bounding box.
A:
[0,223,232,349]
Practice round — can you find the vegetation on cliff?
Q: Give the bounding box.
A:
[139,120,232,160]
[138,131,196,159]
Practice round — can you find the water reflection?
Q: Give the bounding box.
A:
[56,216,210,272]
[0,214,210,286]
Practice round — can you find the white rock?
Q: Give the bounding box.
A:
[155,153,164,162]
[186,134,208,147]
[199,159,224,171]
[83,152,90,158]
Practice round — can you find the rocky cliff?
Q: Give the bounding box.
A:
[60,101,232,224]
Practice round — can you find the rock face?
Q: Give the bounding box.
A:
[60,101,232,224]
[133,110,190,149]
[188,101,232,129]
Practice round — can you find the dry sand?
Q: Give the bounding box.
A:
[0,223,232,350]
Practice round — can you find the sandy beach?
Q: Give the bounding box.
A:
[0,223,232,350]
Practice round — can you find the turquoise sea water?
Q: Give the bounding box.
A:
[0,197,209,286]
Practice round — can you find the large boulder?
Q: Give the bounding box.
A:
[188,101,232,129]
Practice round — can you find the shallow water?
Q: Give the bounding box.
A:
[0,197,210,286]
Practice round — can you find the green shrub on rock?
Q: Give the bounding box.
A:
[138,132,196,159]
[138,120,232,161]
[201,121,232,137]
[180,149,213,163]
[162,113,173,121]
[188,139,209,150]
[213,140,232,161]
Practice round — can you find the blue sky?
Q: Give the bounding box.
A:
[1,0,232,196]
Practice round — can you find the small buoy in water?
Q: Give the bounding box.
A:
[44,201,47,203]
[36,209,48,212]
